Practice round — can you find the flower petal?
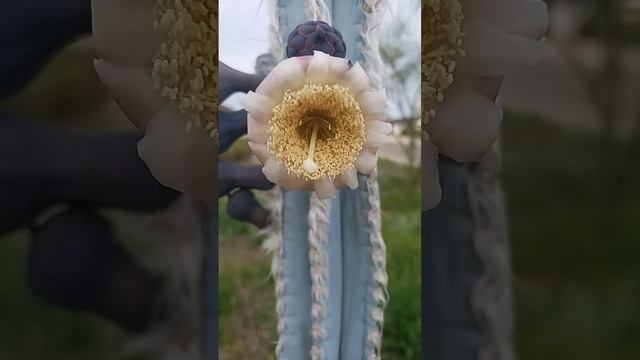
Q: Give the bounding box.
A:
[307,51,331,83]
[327,56,349,82]
[137,103,215,194]
[459,20,544,77]
[92,0,162,67]
[365,129,393,148]
[314,178,336,199]
[427,81,503,162]
[262,157,309,190]
[256,56,308,100]
[422,139,441,210]
[248,141,269,164]
[247,114,268,144]
[94,59,164,131]
[355,151,377,174]
[339,168,359,190]
[342,62,370,95]
[262,157,283,184]
[365,112,389,123]
[244,91,276,123]
[358,88,387,115]
[366,120,393,136]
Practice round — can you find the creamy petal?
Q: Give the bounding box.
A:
[307,51,331,83]
[427,82,503,162]
[94,59,164,131]
[256,56,308,100]
[244,91,276,123]
[459,20,543,77]
[92,0,162,67]
[137,103,215,194]
[339,168,359,190]
[366,120,393,136]
[247,114,268,144]
[342,62,370,95]
[358,88,387,115]
[465,75,504,100]
[364,112,389,123]
[355,151,377,174]
[262,157,308,190]
[262,157,283,184]
[248,141,269,164]
[365,129,393,148]
[314,178,336,199]
[327,56,349,82]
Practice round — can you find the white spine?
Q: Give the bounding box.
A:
[305,0,331,23]
[268,0,286,61]
[307,194,331,360]
[469,143,515,360]
[260,187,287,357]
[361,1,389,359]
[266,2,285,353]
[124,196,202,360]
[361,0,386,92]
[364,172,389,360]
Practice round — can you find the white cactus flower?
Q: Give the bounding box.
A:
[422,0,548,209]
[92,0,217,204]
[244,51,392,199]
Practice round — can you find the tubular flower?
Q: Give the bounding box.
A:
[422,0,548,209]
[92,0,217,204]
[245,51,392,199]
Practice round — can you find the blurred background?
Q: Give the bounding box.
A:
[2,0,640,359]
[0,36,164,359]
[500,0,640,359]
[0,3,199,358]
[218,0,421,359]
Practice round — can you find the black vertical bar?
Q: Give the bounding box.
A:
[201,206,218,360]
[423,157,483,360]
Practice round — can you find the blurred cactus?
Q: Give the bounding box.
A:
[28,207,163,333]
[255,53,278,76]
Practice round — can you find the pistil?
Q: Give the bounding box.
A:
[303,122,320,174]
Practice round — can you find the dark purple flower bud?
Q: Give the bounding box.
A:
[286,20,347,59]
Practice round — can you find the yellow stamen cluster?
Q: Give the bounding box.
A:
[152,0,218,139]
[423,0,464,128]
[268,82,366,181]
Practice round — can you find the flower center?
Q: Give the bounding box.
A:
[299,113,336,174]
[423,0,464,126]
[268,82,365,181]
[152,0,217,138]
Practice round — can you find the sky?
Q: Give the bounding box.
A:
[219,0,271,74]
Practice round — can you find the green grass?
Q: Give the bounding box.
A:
[218,156,421,360]
[503,111,640,360]
[379,162,421,359]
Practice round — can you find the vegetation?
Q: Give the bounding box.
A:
[219,137,421,359]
